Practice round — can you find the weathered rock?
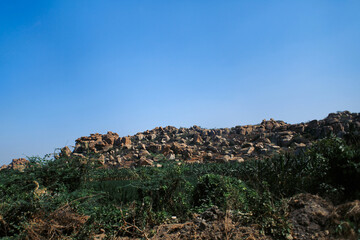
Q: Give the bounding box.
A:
[192,134,203,144]
[217,155,231,163]
[167,153,176,160]
[139,150,150,157]
[0,158,29,171]
[98,155,106,165]
[241,146,255,155]
[183,149,193,160]
[139,158,153,166]
[120,137,131,146]
[171,142,186,154]
[60,146,72,158]
[242,142,253,148]
[102,131,119,145]
[5,111,355,171]
[136,133,145,141]
[148,134,157,140]
[229,157,244,163]
[148,143,162,153]
[280,135,293,147]
[254,142,264,152]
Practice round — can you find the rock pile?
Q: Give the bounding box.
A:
[62,111,360,168]
[0,158,29,171]
[2,111,359,170]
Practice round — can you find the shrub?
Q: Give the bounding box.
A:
[192,173,257,212]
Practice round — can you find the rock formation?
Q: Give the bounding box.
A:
[62,111,360,168]
[0,158,29,171]
[2,111,360,170]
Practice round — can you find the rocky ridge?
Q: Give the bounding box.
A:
[2,111,360,170]
[61,111,360,168]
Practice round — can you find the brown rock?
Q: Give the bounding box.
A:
[148,134,157,140]
[218,155,231,163]
[280,135,293,147]
[171,142,186,154]
[193,134,203,144]
[121,137,132,146]
[203,152,213,160]
[242,142,253,148]
[161,144,172,154]
[139,150,150,157]
[102,131,119,145]
[139,158,153,166]
[1,158,29,171]
[241,146,255,155]
[98,155,106,165]
[60,146,72,158]
[136,133,145,141]
[254,142,264,149]
[229,157,244,163]
[166,153,176,160]
[183,149,193,160]
[293,135,309,144]
[72,153,86,159]
[294,143,307,149]
[148,143,162,153]
[162,134,171,142]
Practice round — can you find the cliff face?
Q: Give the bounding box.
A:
[2,111,360,170]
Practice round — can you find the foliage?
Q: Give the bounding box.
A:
[192,173,257,212]
[0,134,359,239]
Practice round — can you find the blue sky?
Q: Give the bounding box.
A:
[1,0,360,165]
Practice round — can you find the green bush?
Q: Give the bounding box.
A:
[192,173,257,212]
[1,133,359,239]
[307,135,360,200]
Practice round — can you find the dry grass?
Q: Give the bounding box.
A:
[24,206,89,240]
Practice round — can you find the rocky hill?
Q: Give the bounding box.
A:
[1,111,360,239]
[2,111,360,170]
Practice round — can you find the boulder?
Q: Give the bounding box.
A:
[192,134,203,144]
[280,135,293,147]
[171,142,186,154]
[60,146,72,158]
[241,146,255,155]
[229,157,244,163]
[120,137,132,146]
[139,158,153,166]
[136,133,145,141]
[148,143,162,153]
[102,131,119,145]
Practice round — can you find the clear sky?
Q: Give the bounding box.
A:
[1,0,360,165]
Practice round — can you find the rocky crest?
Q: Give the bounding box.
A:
[2,111,360,170]
[62,111,360,168]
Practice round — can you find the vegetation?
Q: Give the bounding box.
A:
[0,133,359,239]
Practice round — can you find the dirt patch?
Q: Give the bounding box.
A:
[150,207,271,240]
[328,200,360,240]
[288,193,360,240]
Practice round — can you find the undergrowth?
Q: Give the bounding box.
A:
[0,133,359,239]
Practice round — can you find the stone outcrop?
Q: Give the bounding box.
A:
[61,111,360,168]
[2,111,360,170]
[0,158,29,171]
